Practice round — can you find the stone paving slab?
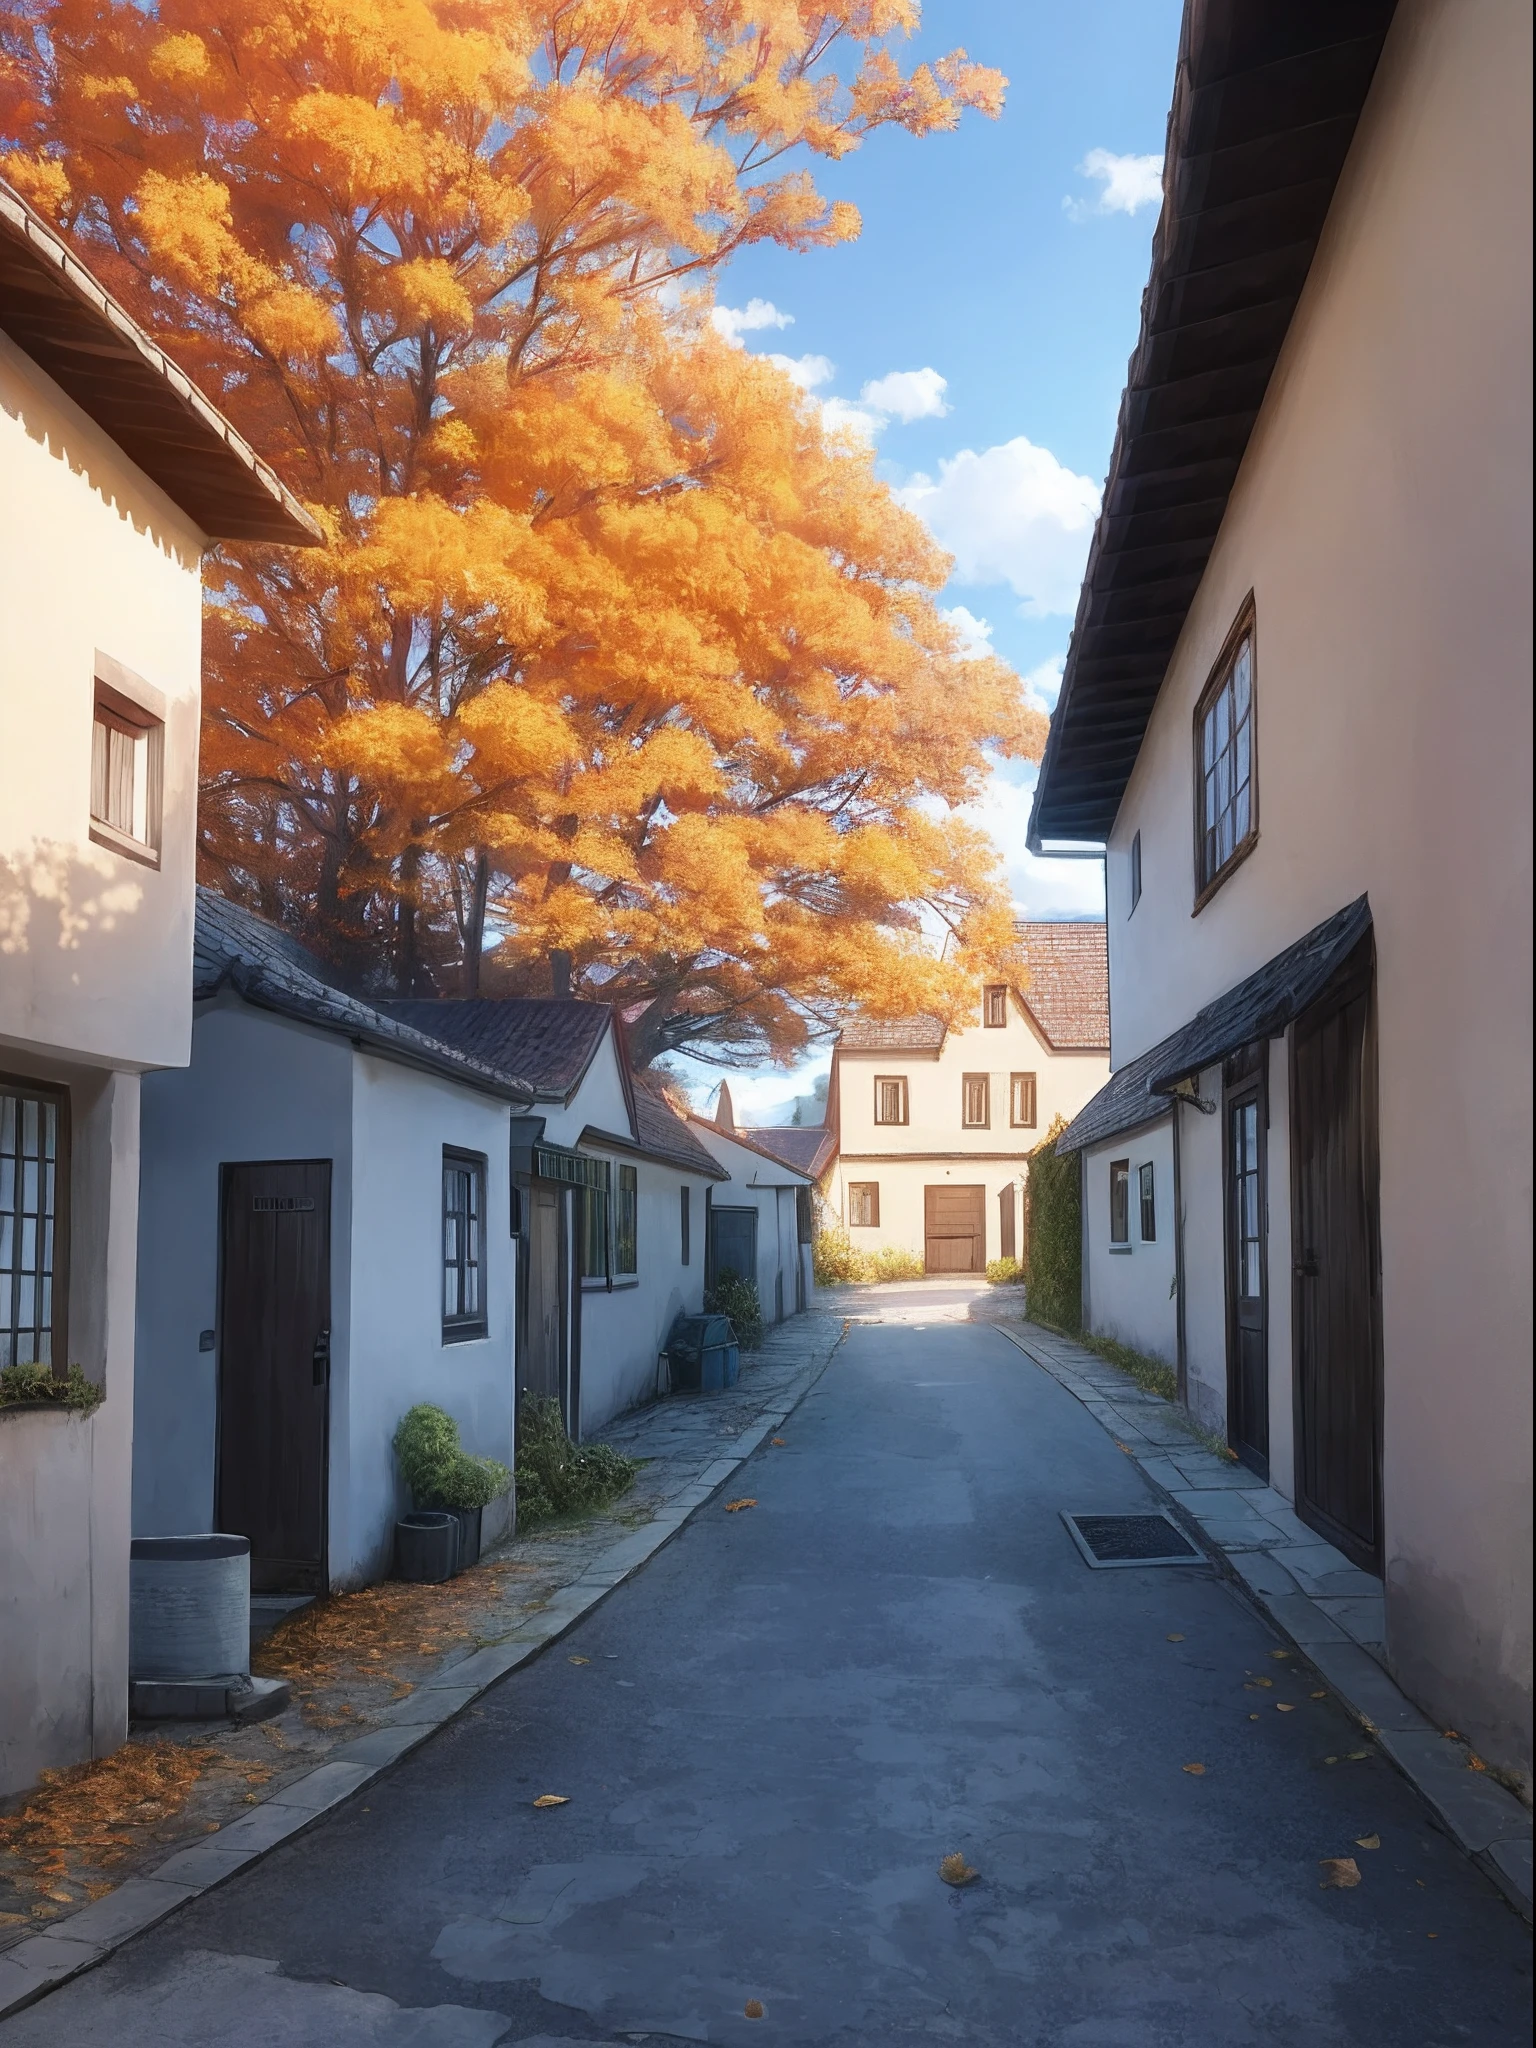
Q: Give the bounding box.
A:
[984,1314,1533,1923]
[0,1310,845,2024]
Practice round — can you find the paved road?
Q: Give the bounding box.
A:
[8,1314,1530,2046]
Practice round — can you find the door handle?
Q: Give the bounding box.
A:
[312,1327,331,1386]
[1293,1254,1319,1278]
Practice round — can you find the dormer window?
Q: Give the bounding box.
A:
[983,985,1008,1028]
[1194,601,1257,904]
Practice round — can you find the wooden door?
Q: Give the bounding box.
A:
[709,1205,757,1288]
[1224,1069,1269,1477]
[999,1183,1017,1263]
[924,1185,985,1273]
[1291,940,1383,1573]
[217,1161,331,1594]
[520,1179,565,1413]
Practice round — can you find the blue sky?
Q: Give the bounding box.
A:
[685,0,1183,1119]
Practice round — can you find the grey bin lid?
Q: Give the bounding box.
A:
[666,1314,735,1355]
[131,1534,250,1562]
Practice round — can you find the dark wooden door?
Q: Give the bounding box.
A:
[520,1179,565,1412]
[924,1185,985,1273]
[217,1161,331,1593]
[1224,1078,1269,1477]
[1291,941,1383,1573]
[709,1205,757,1288]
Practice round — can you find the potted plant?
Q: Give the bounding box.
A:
[392,1405,511,1575]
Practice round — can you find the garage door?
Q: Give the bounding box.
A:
[924,1185,985,1274]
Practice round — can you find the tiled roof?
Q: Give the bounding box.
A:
[194,891,533,1100]
[627,1076,728,1179]
[381,997,612,1101]
[1056,897,1371,1154]
[836,1015,947,1054]
[1016,922,1109,1051]
[741,1126,837,1178]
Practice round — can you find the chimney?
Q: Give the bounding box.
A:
[549,949,572,1000]
[714,1081,736,1133]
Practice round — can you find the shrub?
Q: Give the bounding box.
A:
[0,1362,103,1412]
[866,1245,925,1282]
[514,1396,638,1529]
[705,1269,764,1349]
[1080,1331,1178,1403]
[986,1256,1023,1286]
[393,1403,510,1512]
[811,1220,864,1286]
[1023,1115,1082,1333]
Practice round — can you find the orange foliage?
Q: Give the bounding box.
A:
[0,1,1036,1062]
[0,1741,224,1898]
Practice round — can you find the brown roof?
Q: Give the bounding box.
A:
[1016,922,1109,1052]
[627,1075,729,1179]
[382,997,612,1101]
[0,180,319,545]
[836,1015,946,1055]
[741,1126,837,1179]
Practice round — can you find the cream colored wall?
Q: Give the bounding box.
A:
[0,333,206,1074]
[1099,0,1531,1775]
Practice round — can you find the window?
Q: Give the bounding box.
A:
[1139,1161,1156,1242]
[90,659,164,867]
[1009,1072,1037,1128]
[442,1149,487,1339]
[614,1163,638,1277]
[984,984,1008,1028]
[578,1170,610,1281]
[680,1184,691,1265]
[961,1074,990,1129]
[848,1182,880,1228]
[1195,604,1257,900]
[874,1076,908,1125]
[1,1080,68,1371]
[1109,1159,1130,1246]
[1130,830,1142,914]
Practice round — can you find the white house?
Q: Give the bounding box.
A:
[135,893,534,1592]
[689,1094,817,1323]
[824,927,1109,1273]
[1031,2,1531,1787]
[0,185,317,1794]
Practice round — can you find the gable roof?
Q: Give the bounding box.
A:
[194,890,533,1101]
[381,998,613,1104]
[1016,922,1110,1052]
[836,1016,946,1056]
[0,181,320,546]
[1028,0,1398,850]
[1055,895,1371,1152]
[623,1075,729,1180]
[740,1126,837,1179]
[688,1116,813,1185]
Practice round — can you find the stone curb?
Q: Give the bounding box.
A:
[987,1319,1533,1924]
[0,1320,847,2023]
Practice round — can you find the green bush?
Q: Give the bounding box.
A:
[811,1220,864,1285]
[866,1245,925,1282]
[705,1269,764,1349]
[0,1362,103,1412]
[514,1396,638,1529]
[986,1256,1023,1286]
[1079,1331,1177,1403]
[393,1403,510,1512]
[1023,1115,1082,1333]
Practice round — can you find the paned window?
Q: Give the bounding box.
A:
[1231,1101,1262,1300]
[442,1149,487,1339]
[984,984,1008,1028]
[90,666,163,865]
[1139,1161,1156,1242]
[961,1074,990,1129]
[578,1170,611,1281]
[1010,1072,1037,1128]
[848,1182,880,1228]
[874,1076,908,1125]
[1195,610,1256,897]
[1109,1159,1130,1246]
[614,1163,638,1276]
[1,1082,67,1370]
[680,1184,691,1266]
[1130,830,1142,914]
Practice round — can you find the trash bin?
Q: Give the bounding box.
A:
[666,1314,741,1393]
[395,1511,459,1583]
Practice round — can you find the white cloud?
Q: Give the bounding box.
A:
[1020,654,1065,714]
[895,437,1100,617]
[942,605,995,659]
[820,393,886,443]
[1065,148,1164,221]
[767,350,835,392]
[859,367,950,423]
[963,762,1107,919]
[711,297,795,345]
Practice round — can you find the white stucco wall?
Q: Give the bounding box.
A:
[1082,1119,1177,1368]
[0,333,205,1075]
[693,1126,810,1328]
[577,1154,709,1435]
[1095,0,1531,1771]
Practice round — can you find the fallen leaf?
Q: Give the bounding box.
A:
[723,1498,757,1513]
[44,1889,73,1904]
[1355,1834,1380,1850]
[770,1438,786,1446]
[1417,1879,1426,1888]
[745,1999,766,2019]
[1442,1729,1460,1740]
[1269,1650,1293,1661]
[1319,1857,1361,1890]
[1311,1690,1327,1699]
[1166,1633,1185,1643]
[1182,1763,1206,1776]
[1323,1756,1340,1765]
[1249,1714,1260,1721]
[568,1656,590,1666]
[204,1822,220,1833]
[1467,1755,1487,1772]
[939,1852,979,1886]
[1245,1678,1274,1690]
[532,1795,570,1809]
[1345,1751,1370,1762]
[1427,1932,1438,1939]
[0,1913,28,1928]
[1276,1703,1296,1713]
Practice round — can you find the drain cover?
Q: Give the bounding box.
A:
[1061,1511,1202,1569]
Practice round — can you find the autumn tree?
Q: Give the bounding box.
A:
[0,0,1042,1065]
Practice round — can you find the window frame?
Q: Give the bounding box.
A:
[873,1075,909,1126]
[1109,1158,1131,1247]
[613,1162,638,1280]
[847,1181,881,1228]
[1129,829,1142,915]
[1009,1072,1038,1129]
[0,1073,71,1378]
[961,1073,990,1130]
[578,1167,612,1287]
[1192,597,1258,911]
[1138,1160,1156,1243]
[983,984,1009,1028]
[89,656,165,870]
[441,1147,489,1342]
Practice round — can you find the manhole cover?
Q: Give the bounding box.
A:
[1061,1511,1202,1569]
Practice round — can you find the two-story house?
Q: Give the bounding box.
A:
[826,926,1109,1274]
[0,183,318,1794]
[1031,1,1531,1791]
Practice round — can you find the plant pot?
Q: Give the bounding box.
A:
[449,1505,482,1571]
[395,1511,458,1584]
[130,1534,250,1680]
[480,1488,515,1551]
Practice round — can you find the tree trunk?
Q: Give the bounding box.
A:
[396,844,421,993]
[461,850,490,997]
